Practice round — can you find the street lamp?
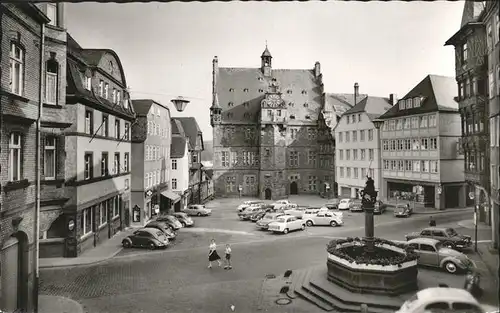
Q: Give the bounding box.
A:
[372,119,385,201]
[468,189,478,253]
[171,96,190,112]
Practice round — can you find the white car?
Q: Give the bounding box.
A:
[183,205,212,216]
[272,199,292,210]
[267,215,306,234]
[237,201,263,212]
[396,287,484,313]
[338,199,353,210]
[284,206,307,219]
[303,210,343,227]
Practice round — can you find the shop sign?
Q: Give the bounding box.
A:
[145,190,153,198]
[67,219,75,231]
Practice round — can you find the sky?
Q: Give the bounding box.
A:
[66,1,464,141]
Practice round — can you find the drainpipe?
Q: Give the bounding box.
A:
[34,22,45,313]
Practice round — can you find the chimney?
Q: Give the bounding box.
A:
[314,61,321,78]
[389,94,398,106]
[354,82,359,106]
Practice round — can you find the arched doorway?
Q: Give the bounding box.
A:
[1,231,29,312]
[265,188,272,200]
[290,182,298,195]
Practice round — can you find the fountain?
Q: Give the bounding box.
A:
[326,176,419,295]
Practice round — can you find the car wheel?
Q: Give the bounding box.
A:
[122,240,131,248]
[444,261,458,274]
[181,222,186,227]
[330,221,338,227]
[443,241,455,249]
[149,242,156,250]
[301,224,306,231]
[306,220,313,227]
[283,228,289,234]
[197,212,202,216]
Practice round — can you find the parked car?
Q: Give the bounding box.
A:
[284,206,307,219]
[250,209,268,222]
[145,221,177,240]
[237,200,263,212]
[338,198,353,210]
[183,204,212,216]
[238,206,261,220]
[267,215,306,234]
[172,212,194,227]
[405,227,472,250]
[394,204,413,217]
[349,199,363,212]
[122,228,169,250]
[324,199,340,210]
[303,210,343,227]
[395,287,484,313]
[373,201,387,214]
[407,238,474,274]
[255,212,285,230]
[155,215,183,230]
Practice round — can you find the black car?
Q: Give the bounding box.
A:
[250,210,267,222]
[155,215,183,230]
[122,228,169,250]
[145,221,177,240]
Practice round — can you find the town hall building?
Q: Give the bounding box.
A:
[209,46,339,200]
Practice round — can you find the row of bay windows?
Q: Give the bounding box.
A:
[464,151,486,173]
[382,114,437,131]
[9,133,58,181]
[461,112,486,135]
[80,196,120,238]
[145,145,168,161]
[84,151,129,180]
[383,159,439,173]
[84,110,130,140]
[382,137,438,151]
[398,97,423,110]
[338,148,374,161]
[337,129,374,143]
[144,169,169,189]
[221,151,259,167]
[338,167,375,180]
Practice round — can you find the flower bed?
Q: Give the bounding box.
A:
[326,237,418,266]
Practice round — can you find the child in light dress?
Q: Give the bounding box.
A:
[224,244,232,270]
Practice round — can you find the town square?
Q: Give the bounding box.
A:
[0,1,499,313]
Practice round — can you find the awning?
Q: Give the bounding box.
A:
[161,190,181,203]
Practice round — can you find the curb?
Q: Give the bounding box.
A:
[40,247,124,269]
[386,207,472,215]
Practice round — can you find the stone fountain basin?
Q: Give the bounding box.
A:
[327,242,418,295]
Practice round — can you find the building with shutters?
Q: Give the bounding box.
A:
[170,118,191,210]
[335,84,395,199]
[130,99,177,226]
[209,46,344,200]
[377,75,466,210]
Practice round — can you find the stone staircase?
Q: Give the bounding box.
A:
[286,267,408,313]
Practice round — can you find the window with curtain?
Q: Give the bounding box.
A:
[44,136,56,179]
[9,132,22,181]
[10,42,24,95]
[45,59,58,104]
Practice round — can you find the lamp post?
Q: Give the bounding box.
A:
[372,119,384,201]
[468,190,478,253]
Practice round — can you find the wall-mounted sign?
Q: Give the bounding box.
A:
[437,186,442,195]
[145,190,153,198]
[67,219,75,231]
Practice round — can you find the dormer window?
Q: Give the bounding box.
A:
[85,76,91,90]
[406,98,413,108]
[244,112,250,118]
[258,77,263,81]
[413,97,421,107]
[229,88,234,92]
[302,90,307,95]
[303,102,309,108]
[398,100,405,110]
[290,115,296,119]
[287,90,292,94]
[243,102,249,107]
[305,115,311,119]
[243,88,249,92]
[227,112,233,118]
[289,102,294,107]
[272,78,277,82]
[259,89,264,93]
[228,102,234,107]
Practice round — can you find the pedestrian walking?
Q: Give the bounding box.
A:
[429,216,436,227]
[224,244,232,270]
[208,239,222,268]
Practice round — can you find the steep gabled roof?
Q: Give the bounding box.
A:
[460,1,486,28]
[174,117,203,151]
[170,137,187,158]
[344,95,393,118]
[217,67,323,123]
[324,93,362,116]
[378,75,458,120]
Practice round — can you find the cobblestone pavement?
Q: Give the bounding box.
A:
[39,196,496,313]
